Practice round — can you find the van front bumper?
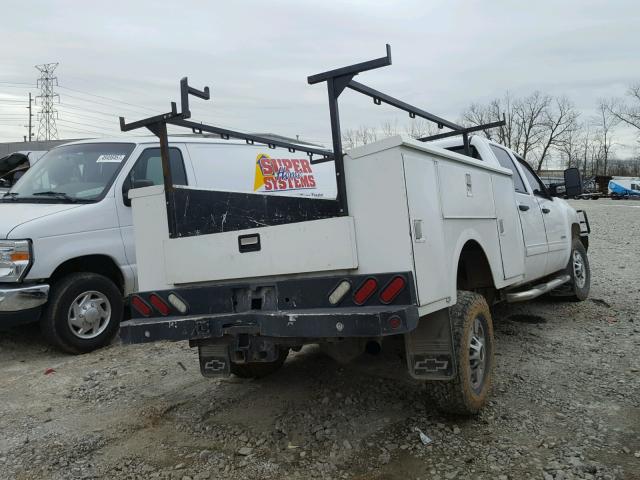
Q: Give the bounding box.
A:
[0,284,49,312]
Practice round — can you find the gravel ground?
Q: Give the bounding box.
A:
[0,199,638,480]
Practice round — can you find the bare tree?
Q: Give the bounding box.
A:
[593,100,617,175]
[380,119,400,138]
[558,122,583,170]
[462,93,518,148]
[534,96,579,172]
[342,128,358,150]
[513,91,550,163]
[405,118,439,139]
[608,83,640,132]
[355,125,377,146]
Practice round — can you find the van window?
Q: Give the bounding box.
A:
[490,145,527,194]
[128,148,187,187]
[6,143,135,202]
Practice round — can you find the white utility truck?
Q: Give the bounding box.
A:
[119,46,591,414]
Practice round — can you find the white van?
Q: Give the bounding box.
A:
[0,136,335,353]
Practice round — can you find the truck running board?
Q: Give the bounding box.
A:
[505,274,571,303]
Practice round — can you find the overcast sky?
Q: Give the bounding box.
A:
[1,0,638,158]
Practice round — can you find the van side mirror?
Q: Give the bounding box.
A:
[563,168,582,197]
[122,179,155,207]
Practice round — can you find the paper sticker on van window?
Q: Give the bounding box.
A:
[253,153,316,192]
[96,154,126,163]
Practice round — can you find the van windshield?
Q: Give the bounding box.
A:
[4,143,135,203]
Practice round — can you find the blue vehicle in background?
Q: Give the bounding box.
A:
[609,177,640,199]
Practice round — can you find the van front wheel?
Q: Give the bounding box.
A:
[41,273,123,354]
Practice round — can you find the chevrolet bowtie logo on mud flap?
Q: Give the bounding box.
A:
[204,359,226,372]
[198,345,231,377]
[415,357,449,373]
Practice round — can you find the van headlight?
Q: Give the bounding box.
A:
[0,240,32,282]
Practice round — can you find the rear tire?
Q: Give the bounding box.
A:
[230,348,289,378]
[425,291,494,415]
[568,239,590,301]
[41,272,123,354]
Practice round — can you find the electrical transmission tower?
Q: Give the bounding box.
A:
[35,63,60,140]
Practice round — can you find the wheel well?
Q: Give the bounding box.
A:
[50,255,124,294]
[571,223,589,250]
[457,240,496,303]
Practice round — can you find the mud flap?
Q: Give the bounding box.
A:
[198,344,231,378]
[404,309,456,380]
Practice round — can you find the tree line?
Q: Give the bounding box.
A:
[342,83,640,177]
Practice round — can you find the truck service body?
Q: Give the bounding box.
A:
[117,45,591,414]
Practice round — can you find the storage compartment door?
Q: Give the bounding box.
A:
[163,216,358,285]
[492,175,525,279]
[402,152,448,306]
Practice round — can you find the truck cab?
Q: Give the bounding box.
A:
[438,135,588,284]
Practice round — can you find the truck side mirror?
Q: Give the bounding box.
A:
[122,179,155,207]
[563,168,582,197]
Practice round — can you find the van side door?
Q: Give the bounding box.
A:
[489,145,548,281]
[516,158,569,275]
[114,145,190,288]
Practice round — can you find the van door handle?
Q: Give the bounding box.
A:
[542,207,551,214]
[518,204,530,211]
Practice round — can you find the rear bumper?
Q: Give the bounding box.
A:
[120,305,419,344]
[0,283,49,312]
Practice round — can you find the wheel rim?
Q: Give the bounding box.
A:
[67,291,111,339]
[572,250,586,289]
[469,316,487,393]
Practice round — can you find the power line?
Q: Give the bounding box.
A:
[56,120,111,137]
[59,90,155,116]
[57,117,123,134]
[58,84,159,114]
[58,102,121,118]
[35,63,60,140]
[57,108,119,125]
[0,81,34,86]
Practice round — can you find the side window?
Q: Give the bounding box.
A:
[517,157,547,196]
[490,145,527,194]
[128,148,187,187]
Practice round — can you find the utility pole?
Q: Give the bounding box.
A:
[35,63,60,141]
[24,92,34,142]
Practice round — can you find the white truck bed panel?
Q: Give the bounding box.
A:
[163,216,358,285]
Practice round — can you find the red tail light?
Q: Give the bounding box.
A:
[353,278,378,305]
[380,276,406,304]
[149,293,171,316]
[388,316,402,330]
[131,295,152,317]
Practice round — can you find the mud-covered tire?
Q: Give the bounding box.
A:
[230,348,289,379]
[40,272,123,354]
[425,291,494,415]
[567,239,590,301]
